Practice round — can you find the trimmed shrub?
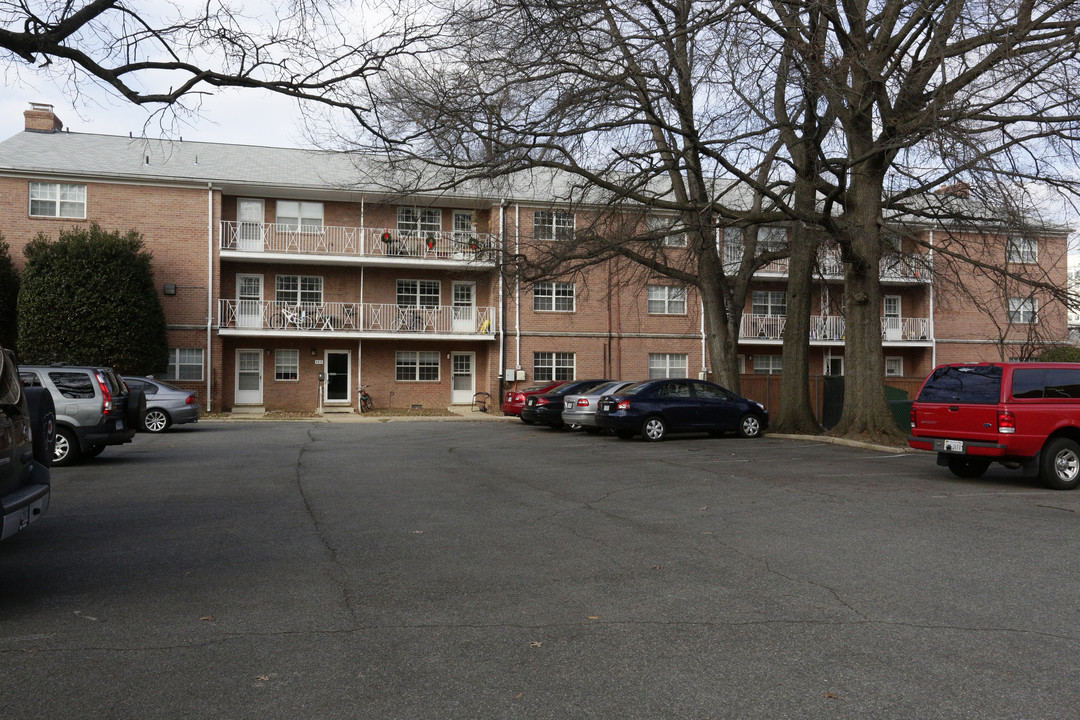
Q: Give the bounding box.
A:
[0,237,17,348]
[17,224,168,374]
[1037,345,1080,363]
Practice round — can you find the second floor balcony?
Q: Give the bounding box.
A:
[217,300,497,339]
[740,314,931,344]
[220,221,497,268]
[723,244,931,284]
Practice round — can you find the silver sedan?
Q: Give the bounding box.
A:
[562,380,638,432]
[122,376,202,433]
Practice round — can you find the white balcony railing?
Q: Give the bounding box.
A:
[722,244,930,282]
[218,300,497,336]
[740,314,931,342]
[220,222,497,263]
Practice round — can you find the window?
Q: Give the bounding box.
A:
[885,356,904,377]
[276,275,323,305]
[648,215,687,247]
[757,226,787,251]
[29,182,85,218]
[1007,237,1038,264]
[753,355,783,374]
[398,207,442,234]
[397,279,440,307]
[534,210,574,241]
[166,348,204,381]
[275,350,299,381]
[47,371,94,398]
[648,286,687,315]
[276,201,323,231]
[1008,297,1038,324]
[534,352,575,382]
[649,353,688,379]
[723,226,744,265]
[752,291,786,316]
[534,282,576,312]
[396,351,440,381]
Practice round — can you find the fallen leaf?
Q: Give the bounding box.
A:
[412,530,425,534]
[824,692,838,699]
[587,616,599,620]
[530,641,543,648]
[651,565,663,570]
[514,693,524,700]
[200,615,214,621]
[256,675,270,682]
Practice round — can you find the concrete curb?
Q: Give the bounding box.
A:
[767,432,912,454]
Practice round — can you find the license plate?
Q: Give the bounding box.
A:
[564,400,573,410]
[116,420,124,430]
[943,439,964,452]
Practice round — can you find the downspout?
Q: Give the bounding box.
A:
[498,202,506,394]
[929,228,936,368]
[514,203,521,375]
[206,183,214,412]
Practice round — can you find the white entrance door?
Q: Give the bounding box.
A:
[883,295,902,340]
[237,274,263,328]
[452,282,476,332]
[235,349,263,405]
[238,198,265,251]
[324,350,350,405]
[452,211,474,259]
[451,353,475,404]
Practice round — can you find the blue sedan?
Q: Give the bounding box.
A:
[595,378,767,441]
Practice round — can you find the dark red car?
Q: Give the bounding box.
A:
[502,381,569,420]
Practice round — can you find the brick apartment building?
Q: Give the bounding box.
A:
[0,104,1070,414]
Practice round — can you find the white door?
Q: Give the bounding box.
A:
[452,282,476,332]
[235,349,263,405]
[883,295,902,340]
[238,198,265,251]
[237,274,263,328]
[324,350,350,405]
[451,353,475,404]
[453,211,474,259]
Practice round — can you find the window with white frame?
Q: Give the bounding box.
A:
[397,279,440,307]
[722,226,744,266]
[275,349,299,381]
[1007,236,1038,264]
[648,285,687,314]
[534,211,574,241]
[396,351,441,381]
[757,226,788,251]
[29,182,86,218]
[752,290,786,316]
[1008,297,1038,323]
[276,201,323,231]
[398,207,442,234]
[885,356,904,377]
[753,355,783,374]
[649,353,688,379]
[165,348,204,381]
[647,215,687,247]
[534,352,575,382]
[534,281,576,312]
[276,275,323,305]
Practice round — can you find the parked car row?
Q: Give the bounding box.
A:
[16,364,201,466]
[505,377,769,441]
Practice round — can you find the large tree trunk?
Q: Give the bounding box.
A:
[773,224,821,433]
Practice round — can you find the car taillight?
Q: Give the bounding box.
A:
[617,399,631,410]
[95,371,114,415]
[185,395,196,405]
[536,397,549,406]
[910,406,916,428]
[998,410,1016,434]
[577,398,590,407]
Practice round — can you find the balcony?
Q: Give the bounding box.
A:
[220,222,497,268]
[722,245,930,283]
[740,314,931,343]
[217,300,497,339]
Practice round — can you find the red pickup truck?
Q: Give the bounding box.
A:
[909,362,1080,490]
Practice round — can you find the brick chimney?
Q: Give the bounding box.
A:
[24,103,63,133]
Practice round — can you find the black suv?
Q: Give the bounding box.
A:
[19,364,142,466]
[1,345,53,540]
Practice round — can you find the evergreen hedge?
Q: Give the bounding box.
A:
[0,237,17,349]
[17,224,168,374]
[1037,345,1080,363]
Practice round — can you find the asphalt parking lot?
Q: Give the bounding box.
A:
[2,420,1080,719]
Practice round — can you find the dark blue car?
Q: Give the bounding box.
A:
[595,378,767,441]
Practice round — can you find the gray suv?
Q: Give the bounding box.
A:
[19,364,142,466]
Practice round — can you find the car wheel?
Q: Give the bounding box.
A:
[946,456,991,478]
[53,427,80,467]
[143,408,172,433]
[584,427,602,434]
[615,429,635,440]
[1041,437,1080,490]
[520,417,535,425]
[738,414,763,438]
[642,416,666,442]
[548,420,564,430]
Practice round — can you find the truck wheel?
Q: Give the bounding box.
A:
[947,456,991,478]
[1041,438,1080,490]
[23,386,56,467]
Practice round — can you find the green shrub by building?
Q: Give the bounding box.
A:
[1037,346,1080,363]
